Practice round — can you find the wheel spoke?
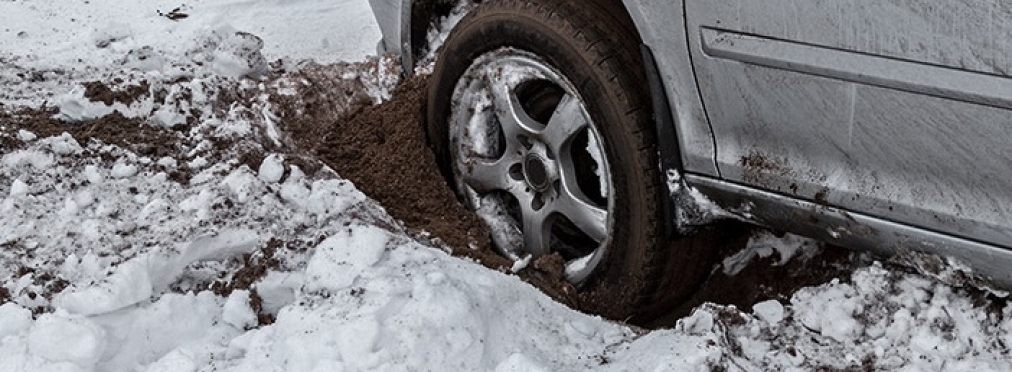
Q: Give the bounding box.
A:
[543,93,589,154]
[487,75,541,137]
[476,199,526,260]
[554,180,608,243]
[522,207,552,257]
[460,157,516,194]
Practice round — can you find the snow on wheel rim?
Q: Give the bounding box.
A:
[448,48,612,284]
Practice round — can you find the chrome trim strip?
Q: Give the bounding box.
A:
[685,174,1012,289]
[700,27,1012,110]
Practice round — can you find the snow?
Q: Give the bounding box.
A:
[0,0,378,66]
[722,230,822,275]
[666,169,741,233]
[751,300,785,324]
[257,154,285,183]
[17,130,37,142]
[221,290,257,330]
[27,311,106,368]
[0,303,33,339]
[1,0,1011,371]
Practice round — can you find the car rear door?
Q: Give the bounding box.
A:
[684,0,1012,247]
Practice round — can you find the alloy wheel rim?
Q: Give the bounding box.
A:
[448,48,612,284]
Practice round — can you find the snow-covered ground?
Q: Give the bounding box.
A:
[1,1,1011,371]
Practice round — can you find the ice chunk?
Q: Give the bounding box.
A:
[222,290,258,330]
[722,231,820,275]
[41,133,83,155]
[56,85,116,122]
[678,308,716,336]
[221,168,260,203]
[2,149,54,169]
[17,130,36,142]
[84,165,104,184]
[157,157,178,168]
[9,179,29,197]
[153,106,187,128]
[258,154,284,183]
[510,254,532,273]
[111,162,138,178]
[752,300,785,324]
[211,28,268,79]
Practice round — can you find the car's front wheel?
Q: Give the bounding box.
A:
[428,0,722,323]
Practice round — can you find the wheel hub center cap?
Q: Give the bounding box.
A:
[524,155,551,191]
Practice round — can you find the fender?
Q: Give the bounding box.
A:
[619,0,717,178]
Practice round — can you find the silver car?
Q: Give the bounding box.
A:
[369,0,1012,323]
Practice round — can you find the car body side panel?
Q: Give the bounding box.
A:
[685,0,1012,248]
[619,0,719,177]
[368,0,405,54]
[693,0,1012,77]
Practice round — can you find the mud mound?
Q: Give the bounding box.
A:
[315,75,500,263]
[311,74,581,306]
[273,61,382,153]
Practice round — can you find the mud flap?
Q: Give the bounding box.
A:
[641,44,683,238]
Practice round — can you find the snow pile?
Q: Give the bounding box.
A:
[0,133,703,371]
[4,132,1011,371]
[700,263,1012,371]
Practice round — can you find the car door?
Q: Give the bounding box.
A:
[684,0,1012,247]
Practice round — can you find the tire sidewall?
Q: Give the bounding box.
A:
[428,2,663,318]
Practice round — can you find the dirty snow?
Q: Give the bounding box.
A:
[1,1,1010,371]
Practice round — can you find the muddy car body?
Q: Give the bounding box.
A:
[369,0,1012,321]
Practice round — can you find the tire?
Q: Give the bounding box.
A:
[427,0,721,324]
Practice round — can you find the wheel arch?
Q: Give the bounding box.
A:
[402,0,649,73]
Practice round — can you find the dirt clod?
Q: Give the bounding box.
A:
[524,253,579,308]
[0,286,10,305]
[82,80,150,106]
[210,239,283,297]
